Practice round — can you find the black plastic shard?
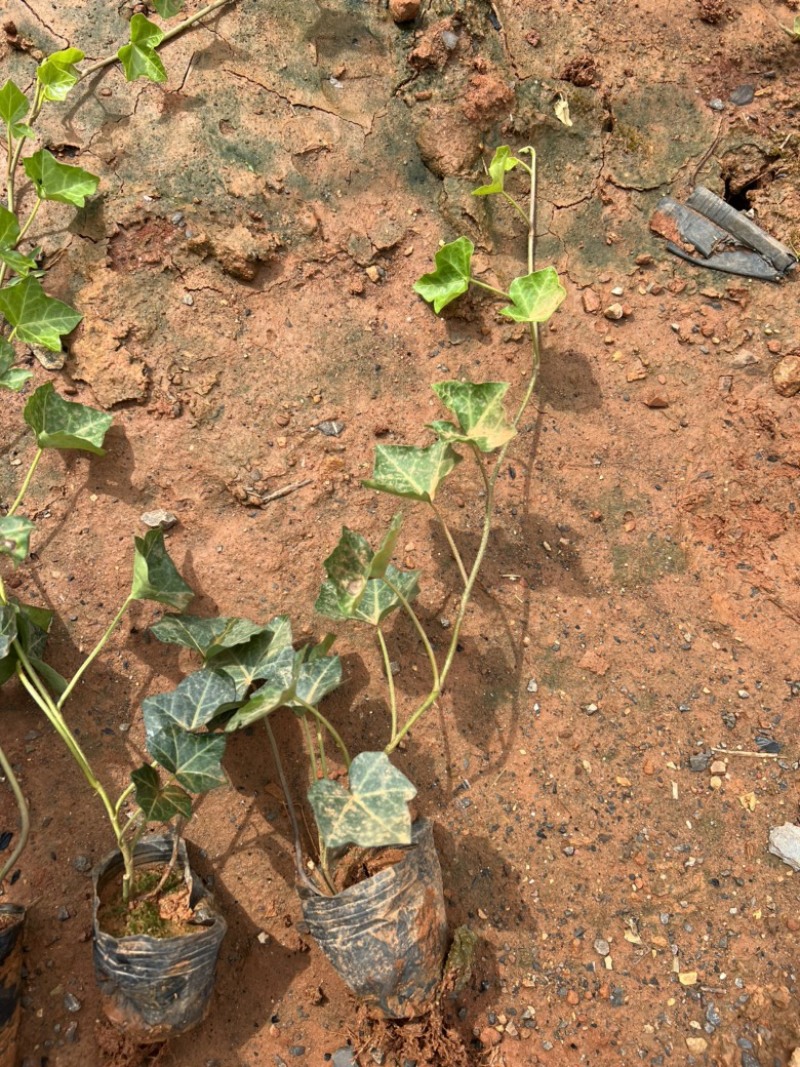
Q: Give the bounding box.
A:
[651,185,798,281]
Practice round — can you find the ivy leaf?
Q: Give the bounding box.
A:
[150,614,268,658]
[0,275,81,351]
[784,15,800,38]
[154,0,184,15]
[36,48,84,103]
[370,512,403,579]
[363,440,462,503]
[0,516,35,566]
[0,342,31,393]
[0,605,17,661]
[0,81,33,138]
[317,566,419,626]
[142,668,237,739]
[413,236,474,313]
[320,527,373,615]
[0,205,20,249]
[430,381,516,453]
[499,267,566,324]
[24,382,112,453]
[223,648,297,730]
[0,248,38,277]
[23,150,99,208]
[131,527,194,610]
[132,764,192,821]
[118,15,167,83]
[211,628,295,699]
[473,145,520,196]
[308,752,416,849]
[289,651,342,709]
[146,724,227,793]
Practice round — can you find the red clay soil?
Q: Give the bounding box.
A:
[1,1,800,1065]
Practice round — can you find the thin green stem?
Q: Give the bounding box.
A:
[430,501,468,587]
[7,448,44,518]
[300,714,319,781]
[0,740,30,889]
[114,783,135,818]
[377,627,398,742]
[16,198,42,245]
[295,699,351,769]
[470,277,508,300]
[383,575,440,692]
[315,721,328,778]
[501,190,529,225]
[80,0,237,79]
[57,595,133,710]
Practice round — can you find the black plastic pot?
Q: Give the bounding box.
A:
[92,836,226,1043]
[298,819,448,1019]
[0,903,25,1067]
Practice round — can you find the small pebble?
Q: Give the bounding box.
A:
[57,906,70,922]
[527,679,538,693]
[63,994,81,1013]
[140,509,178,530]
[729,84,755,106]
[332,1050,357,1067]
[72,855,91,873]
[604,303,624,321]
[318,420,345,437]
[594,938,610,956]
[708,98,725,111]
[288,1047,306,1058]
[182,294,194,306]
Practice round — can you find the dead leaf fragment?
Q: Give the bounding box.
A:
[739,791,757,811]
[678,971,698,986]
[554,94,573,127]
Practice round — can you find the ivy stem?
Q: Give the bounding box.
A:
[430,501,468,588]
[0,740,30,890]
[383,576,440,693]
[7,448,44,518]
[295,699,351,769]
[16,198,42,246]
[469,277,508,300]
[262,718,322,892]
[80,0,238,79]
[501,191,529,225]
[315,721,328,778]
[377,627,397,742]
[56,595,133,711]
[114,783,135,819]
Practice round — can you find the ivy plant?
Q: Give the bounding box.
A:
[0,0,233,372]
[145,146,566,891]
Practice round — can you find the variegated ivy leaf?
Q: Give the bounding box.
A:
[0,515,35,565]
[429,381,516,454]
[316,566,419,627]
[370,512,403,578]
[147,723,227,794]
[223,648,296,730]
[0,276,81,351]
[212,635,296,700]
[0,605,17,660]
[141,668,237,741]
[413,236,474,313]
[320,527,373,614]
[0,600,55,687]
[289,650,342,709]
[23,382,112,453]
[308,752,417,849]
[500,267,566,324]
[23,150,99,209]
[131,527,194,610]
[132,764,192,822]
[36,49,84,103]
[150,614,269,658]
[117,15,167,83]
[363,440,462,503]
[473,145,520,197]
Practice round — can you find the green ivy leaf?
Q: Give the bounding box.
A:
[142,669,237,740]
[150,614,269,658]
[23,150,99,208]
[0,248,38,277]
[147,724,227,793]
[784,15,800,38]
[0,339,31,392]
[36,48,84,103]
[289,651,342,709]
[413,236,474,313]
[211,626,295,699]
[0,275,81,351]
[13,601,53,663]
[0,205,20,248]
[473,145,520,196]
[0,605,17,661]
[430,381,516,453]
[132,764,192,821]
[320,527,373,615]
[499,267,566,324]
[24,382,112,453]
[131,528,194,610]
[223,648,297,730]
[117,15,167,83]
[154,0,184,15]
[370,512,403,579]
[308,752,416,849]
[363,440,462,503]
[316,566,419,627]
[0,516,35,565]
[0,81,33,138]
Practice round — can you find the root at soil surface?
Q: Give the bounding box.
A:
[355,1000,471,1067]
[94,1021,167,1067]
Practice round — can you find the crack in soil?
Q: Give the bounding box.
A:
[221,66,374,134]
[17,0,68,44]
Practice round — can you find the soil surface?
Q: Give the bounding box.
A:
[1,1,800,1065]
